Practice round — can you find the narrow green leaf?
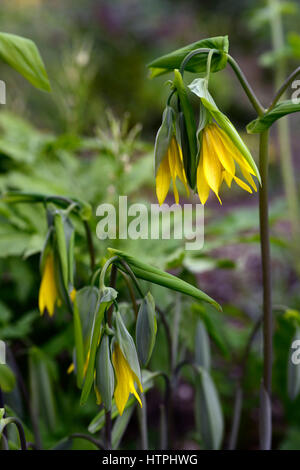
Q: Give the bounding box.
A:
[259,385,271,450]
[195,367,223,450]
[136,292,157,366]
[0,32,51,91]
[88,370,154,434]
[154,106,174,174]
[108,248,222,311]
[195,320,211,370]
[112,405,135,450]
[116,311,141,384]
[73,296,85,388]
[0,364,16,393]
[54,212,69,290]
[80,289,117,405]
[95,335,114,411]
[247,100,300,134]
[173,70,197,188]
[148,36,229,76]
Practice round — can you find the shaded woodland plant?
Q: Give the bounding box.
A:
[1,26,300,452]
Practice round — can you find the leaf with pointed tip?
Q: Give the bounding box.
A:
[247,100,300,134]
[0,32,51,91]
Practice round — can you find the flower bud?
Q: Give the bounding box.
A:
[136,292,157,366]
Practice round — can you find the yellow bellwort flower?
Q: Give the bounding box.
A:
[156,136,190,206]
[38,253,59,317]
[197,123,257,205]
[112,343,143,416]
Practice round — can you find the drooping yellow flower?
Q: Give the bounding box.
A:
[38,253,59,317]
[197,123,257,205]
[156,136,190,206]
[112,343,143,415]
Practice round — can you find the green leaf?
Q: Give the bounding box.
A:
[148,36,229,76]
[116,311,141,384]
[173,70,197,188]
[195,320,211,371]
[154,106,174,174]
[247,100,300,134]
[95,335,114,411]
[0,32,51,91]
[0,364,16,393]
[80,288,117,405]
[88,370,154,434]
[112,404,135,449]
[54,212,69,290]
[195,367,223,450]
[259,385,271,450]
[108,248,222,311]
[188,77,261,184]
[29,347,56,430]
[136,292,157,367]
[73,295,85,388]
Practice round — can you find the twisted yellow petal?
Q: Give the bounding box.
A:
[196,123,257,204]
[156,137,189,206]
[38,253,58,317]
[202,128,222,204]
[156,152,171,206]
[112,344,143,416]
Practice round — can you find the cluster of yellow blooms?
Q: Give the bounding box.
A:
[39,258,142,415]
[156,122,257,207]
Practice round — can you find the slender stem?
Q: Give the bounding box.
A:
[228,316,262,450]
[267,0,300,270]
[171,294,181,372]
[7,347,42,449]
[228,386,243,451]
[119,271,139,318]
[259,130,273,397]
[70,433,104,450]
[104,410,112,451]
[83,220,95,272]
[156,306,173,370]
[3,418,27,450]
[138,394,148,450]
[227,55,265,116]
[116,259,144,298]
[268,66,300,111]
[1,434,9,450]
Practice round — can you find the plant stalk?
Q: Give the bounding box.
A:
[268,0,300,267]
[259,130,273,400]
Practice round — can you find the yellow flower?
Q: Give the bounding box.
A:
[112,343,143,415]
[156,136,190,206]
[197,123,257,205]
[38,253,59,317]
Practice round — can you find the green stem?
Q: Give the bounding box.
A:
[227,55,265,116]
[3,417,27,450]
[268,66,300,111]
[259,130,273,398]
[138,394,148,450]
[70,433,104,450]
[83,220,95,272]
[268,0,300,262]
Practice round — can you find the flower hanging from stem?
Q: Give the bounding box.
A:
[38,253,60,316]
[197,123,257,205]
[112,343,143,415]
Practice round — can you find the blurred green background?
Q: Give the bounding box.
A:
[1,0,300,450]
